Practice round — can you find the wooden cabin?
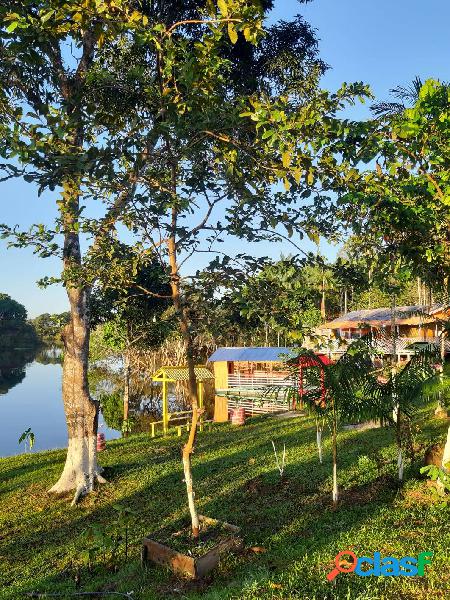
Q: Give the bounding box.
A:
[208,347,294,393]
[320,304,450,360]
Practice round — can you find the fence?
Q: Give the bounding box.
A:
[227,396,290,415]
[227,374,296,389]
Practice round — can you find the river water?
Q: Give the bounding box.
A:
[0,347,121,458]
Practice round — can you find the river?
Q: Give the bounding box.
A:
[0,347,121,458]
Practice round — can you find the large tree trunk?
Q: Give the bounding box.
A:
[49,287,104,503]
[49,181,103,504]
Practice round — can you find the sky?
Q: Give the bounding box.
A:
[1,0,450,318]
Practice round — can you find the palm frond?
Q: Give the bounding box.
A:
[390,76,423,103]
[371,100,405,117]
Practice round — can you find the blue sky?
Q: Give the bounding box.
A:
[1,0,450,318]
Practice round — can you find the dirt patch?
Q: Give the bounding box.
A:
[339,475,398,505]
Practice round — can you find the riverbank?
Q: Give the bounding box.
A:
[1,408,449,599]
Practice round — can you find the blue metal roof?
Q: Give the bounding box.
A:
[208,347,293,362]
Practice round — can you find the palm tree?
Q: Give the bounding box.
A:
[371,76,424,117]
[371,76,449,117]
[270,341,383,505]
[269,340,438,504]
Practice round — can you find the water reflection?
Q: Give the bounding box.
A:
[0,347,36,395]
[0,347,120,458]
[90,361,195,434]
[0,348,208,457]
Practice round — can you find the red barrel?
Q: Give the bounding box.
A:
[97,433,106,451]
[231,407,245,426]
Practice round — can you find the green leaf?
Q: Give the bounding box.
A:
[243,26,252,41]
[6,22,19,33]
[41,10,55,23]
[282,151,291,168]
[217,0,228,17]
[228,23,238,44]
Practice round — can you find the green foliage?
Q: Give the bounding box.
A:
[90,244,171,352]
[420,464,450,507]
[0,293,27,323]
[0,294,38,349]
[30,312,70,346]
[340,79,450,290]
[18,428,35,451]
[99,391,124,432]
[80,503,138,570]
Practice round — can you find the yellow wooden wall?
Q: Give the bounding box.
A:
[213,361,228,390]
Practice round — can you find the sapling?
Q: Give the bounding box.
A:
[315,416,325,464]
[18,428,35,453]
[271,440,286,478]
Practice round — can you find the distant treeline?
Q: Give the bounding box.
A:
[0,292,69,349]
[30,312,70,347]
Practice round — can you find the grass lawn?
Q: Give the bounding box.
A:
[1,406,450,600]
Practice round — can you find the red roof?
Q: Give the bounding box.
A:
[298,353,333,367]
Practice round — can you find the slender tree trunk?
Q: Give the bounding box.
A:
[331,403,338,505]
[390,294,403,480]
[320,272,326,321]
[344,287,348,314]
[396,409,404,482]
[167,215,200,539]
[123,350,130,435]
[49,181,103,503]
[435,329,447,416]
[316,418,323,464]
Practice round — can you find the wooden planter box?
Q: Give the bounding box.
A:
[141,515,242,578]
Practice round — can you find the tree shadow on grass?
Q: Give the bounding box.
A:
[0,415,420,600]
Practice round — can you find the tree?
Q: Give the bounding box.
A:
[85,0,368,536]
[271,342,382,504]
[90,244,170,430]
[31,312,70,345]
[0,1,368,521]
[0,293,38,348]
[0,1,173,502]
[236,259,325,343]
[339,78,450,474]
[0,293,27,323]
[339,79,450,293]
[273,340,437,504]
[375,348,439,481]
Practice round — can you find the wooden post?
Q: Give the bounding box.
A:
[163,377,169,435]
[296,360,303,410]
[151,422,156,438]
[198,382,204,432]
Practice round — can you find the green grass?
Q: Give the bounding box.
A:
[1,407,449,600]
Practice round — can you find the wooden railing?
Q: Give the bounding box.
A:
[336,336,450,355]
[227,397,290,414]
[227,374,297,389]
[149,410,212,438]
